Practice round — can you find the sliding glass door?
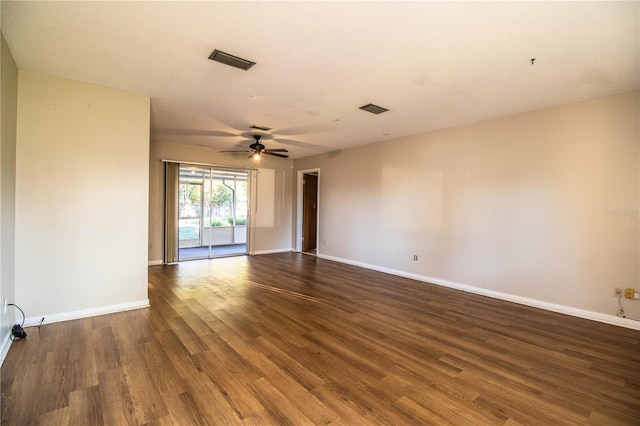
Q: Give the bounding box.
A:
[166,163,249,262]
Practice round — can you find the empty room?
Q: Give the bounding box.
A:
[1,1,639,425]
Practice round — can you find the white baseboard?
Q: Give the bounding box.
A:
[318,254,640,331]
[0,332,12,367]
[252,248,294,256]
[22,299,150,327]
[148,259,163,266]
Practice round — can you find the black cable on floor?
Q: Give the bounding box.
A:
[8,303,27,341]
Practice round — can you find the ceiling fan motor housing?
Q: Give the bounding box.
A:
[250,135,265,152]
[219,133,288,158]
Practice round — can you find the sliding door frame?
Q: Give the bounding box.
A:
[162,160,255,263]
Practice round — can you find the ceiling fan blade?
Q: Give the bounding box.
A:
[274,138,329,151]
[264,152,289,158]
[153,128,238,137]
[274,121,340,136]
[264,148,288,153]
[219,150,250,153]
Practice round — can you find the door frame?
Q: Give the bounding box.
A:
[171,162,252,261]
[296,168,320,253]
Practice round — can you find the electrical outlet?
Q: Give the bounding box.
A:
[624,288,636,299]
[613,288,623,298]
[413,255,418,261]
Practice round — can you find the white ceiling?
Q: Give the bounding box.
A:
[2,1,638,159]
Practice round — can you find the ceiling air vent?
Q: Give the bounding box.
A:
[250,124,272,131]
[359,103,389,114]
[208,49,256,71]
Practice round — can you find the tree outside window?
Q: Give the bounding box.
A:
[208,179,247,226]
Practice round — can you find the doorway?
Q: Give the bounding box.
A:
[175,165,249,261]
[296,169,320,255]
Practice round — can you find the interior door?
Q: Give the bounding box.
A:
[302,173,318,252]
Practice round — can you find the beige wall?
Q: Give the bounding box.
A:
[15,71,150,321]
[148,141,293,263]
[1,33,18,357]
[294,92,640,325]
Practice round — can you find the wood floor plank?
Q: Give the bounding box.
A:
[191,349,267,420]
[172,391,215,425]
[154,328,199,381]
[310,383,382,425]
[167,316,209,355]
[248,377,315,426]
[97,367,139,426]
[181,372,241,425]
[393,395,450,426]
[67,385,104,426]
[37,406,70,425]
[2,253,639,425]
[230,338,339,425]
[93,326,122,373]
[250,335,326,391]
[139,341,186,397]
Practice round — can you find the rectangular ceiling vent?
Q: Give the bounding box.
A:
[208,49,256,71]
[250,124,272,131]
[359,103,389,114]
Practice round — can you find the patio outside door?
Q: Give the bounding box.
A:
[177,165,249,261]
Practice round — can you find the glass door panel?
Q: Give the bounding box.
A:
[178,166,208,260]
[233,176,248,249]
[178,182,201,247]
[208,171,248,257]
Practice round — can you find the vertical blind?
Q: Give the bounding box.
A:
[164,162,180,264]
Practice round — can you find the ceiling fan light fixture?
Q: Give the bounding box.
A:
[222,134,288,159]
[208,49,256,71]
[359,103,389,114]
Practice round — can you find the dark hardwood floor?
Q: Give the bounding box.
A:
[2,253,639,425]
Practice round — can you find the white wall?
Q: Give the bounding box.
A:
[1,33,18,359]
[148,141,293,264]
[15,71,150,322]
[294,92,640,327]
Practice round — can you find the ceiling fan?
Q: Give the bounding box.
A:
[220,134,289,159]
